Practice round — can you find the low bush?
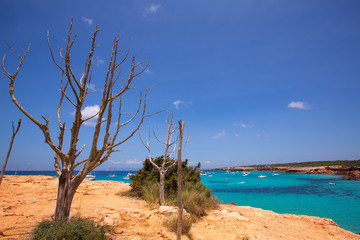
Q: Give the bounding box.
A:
[129,156,201,198]
[163,213,193,236]
[141,182,160,208]
[130,156,218,218]
[182,182,219,217]
[32,217,108,240]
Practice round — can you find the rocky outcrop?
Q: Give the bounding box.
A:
[343,170,360,180]
[304,166,360,180]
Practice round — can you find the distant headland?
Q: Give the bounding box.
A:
[203,160,360,180]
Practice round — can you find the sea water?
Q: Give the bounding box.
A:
[201,171,360,234]
[5,170,135,183]
[6,170,360,234]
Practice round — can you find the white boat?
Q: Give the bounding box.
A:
[242,171,251,176]
[272,173,279,176]
[329,182,336,186]
[109,174,116,177]
[258,175,267,178]
[122,173,134,180]
[85,173,96,181]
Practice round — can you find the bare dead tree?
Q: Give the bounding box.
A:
[176,120,185,240]
[0,119,22,186]
[139,113,178,205]
[2,20,159,220]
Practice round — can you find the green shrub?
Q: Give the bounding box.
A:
[129,156,218,217]
[141,182,160,208]
[182,182,219,217]
[130,156,201,199]
[163,213,193,235]
[32,217,108,240]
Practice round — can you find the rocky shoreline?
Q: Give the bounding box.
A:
[1,175,359,239]
[204,166,360,180]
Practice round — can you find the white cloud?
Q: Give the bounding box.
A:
[95,57,104,66]
[233,122,254,128]
[126,159,142,165]
[148,3,161,13]
[81,16,93,26]
[173,100,184,109]
[108,160,122,165]
[81,105,100,126]
[88,83,96,92]
[108,159,142,165]
[288,101,312,110]
[204,161,211,164]
[212,130,226,140]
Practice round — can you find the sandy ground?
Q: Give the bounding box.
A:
[0,175,359,240]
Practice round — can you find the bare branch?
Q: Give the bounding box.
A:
[4,41,23,59]
[153,124,166,145]
[75,144,85,158]
[0,119,22,186]
[47,31,66,73]
[73,158,88,168]
[110,89,162,149]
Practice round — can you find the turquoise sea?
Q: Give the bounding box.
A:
[201,171,360,234]
[5,170,360,234]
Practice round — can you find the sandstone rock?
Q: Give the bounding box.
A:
[103,217,114,226]
[220,209,228,214]
[226,211,249,221]
[158,205,178,214]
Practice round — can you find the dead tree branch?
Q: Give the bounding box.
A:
[0,119,22,186]
[2,20,159,219]
[140,112,178,205]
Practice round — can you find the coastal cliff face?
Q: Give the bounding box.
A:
[0,175,359,240]
[282,166,360,180]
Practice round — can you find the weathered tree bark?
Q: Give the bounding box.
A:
[176,120,185,240]
[2,20,159,220]
[159,170,166,205]
[55,171,77,219]
[0,119,21,186]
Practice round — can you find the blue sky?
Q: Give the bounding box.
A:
[0,0,359,170]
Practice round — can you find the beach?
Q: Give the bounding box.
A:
[0,175,359,240]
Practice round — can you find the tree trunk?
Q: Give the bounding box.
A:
[159,171,165,205]
[54,171,79,220]
[177,120,185,240]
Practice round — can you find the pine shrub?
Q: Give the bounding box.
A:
[32,217,108,240]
